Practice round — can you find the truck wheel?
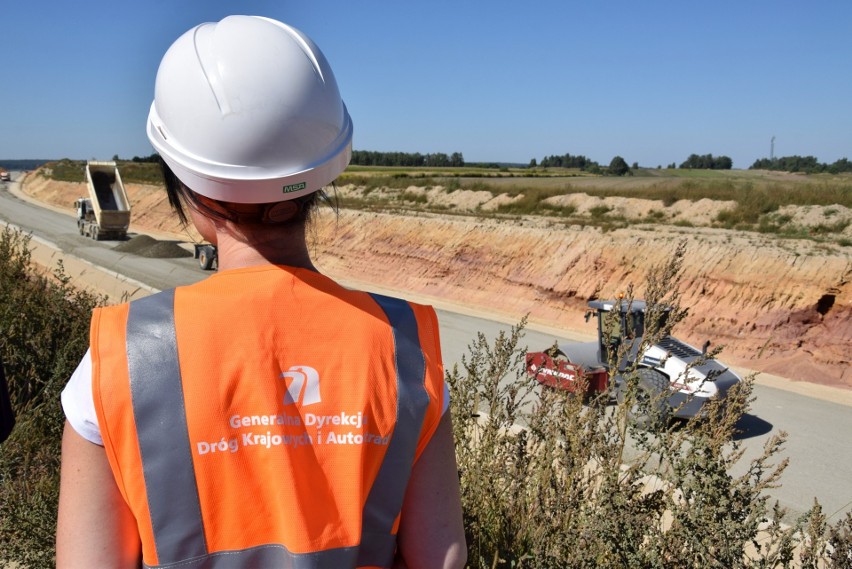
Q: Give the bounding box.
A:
[78,222,84,235]
[617,368,670,430]
[199,249,214,270]
[91,226,99,241]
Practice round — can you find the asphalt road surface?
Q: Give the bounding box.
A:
[1,172,850,524]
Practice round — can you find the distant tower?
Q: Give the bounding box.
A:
[770,136,775,161]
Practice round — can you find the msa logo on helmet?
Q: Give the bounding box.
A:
[282,182,307,194]
[281,366,321,406]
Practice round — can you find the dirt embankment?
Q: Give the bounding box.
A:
[22,173,852,390]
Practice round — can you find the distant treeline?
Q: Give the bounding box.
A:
[127,153,159,163]
[536,152,736,174]
[678,153,733,170]
[750,156,852,174]
[0,159,51,171]
[537,153,600,170]
[122,151,472,168]
[350,150,465,168]
[25,150,852,176]
[536,152,734,173]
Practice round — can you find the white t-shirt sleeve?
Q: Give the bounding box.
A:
[60,348,103,446]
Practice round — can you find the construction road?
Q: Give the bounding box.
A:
[1,171,850,524]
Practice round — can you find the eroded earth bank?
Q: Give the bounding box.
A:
[23,174,852,390]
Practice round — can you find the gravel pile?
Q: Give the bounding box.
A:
[113,235,192,259]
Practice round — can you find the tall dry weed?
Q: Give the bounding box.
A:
[448,241,849,567]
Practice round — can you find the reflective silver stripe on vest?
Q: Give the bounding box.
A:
[126,290,429,569]
[144,544,359,569]
[128,290,207,563]
[359,294,430,567]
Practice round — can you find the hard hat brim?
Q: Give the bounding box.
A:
[148,103,352,204]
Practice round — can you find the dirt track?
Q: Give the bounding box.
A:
[22,172,852,391]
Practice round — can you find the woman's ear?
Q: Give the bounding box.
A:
[262,202,299,224]
[187,202,219,244]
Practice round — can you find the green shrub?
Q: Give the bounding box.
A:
[494,187,565,215]
[448,242,847,567]
[398,191,428,204]
[0,228,104,567]
[539,202,578,217]
[811,219,851,235]
[589,205,612,218]
[661,191,680,207]
[443,178,462,192]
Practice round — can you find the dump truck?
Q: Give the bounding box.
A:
[0,169,10,182]
[526,298,741,427]
[75,161,131,240]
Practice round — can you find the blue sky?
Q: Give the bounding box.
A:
[1,1,849,169]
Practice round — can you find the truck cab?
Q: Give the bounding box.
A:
[75,198,98,237]
[586,299,670,371]
[75,198,94,222]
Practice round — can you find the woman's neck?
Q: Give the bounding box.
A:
[212,223,318,273]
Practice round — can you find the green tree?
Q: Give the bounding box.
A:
[680,153,733,170]
[609,155,629,176]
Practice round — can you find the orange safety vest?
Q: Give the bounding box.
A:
[92,266,445,569]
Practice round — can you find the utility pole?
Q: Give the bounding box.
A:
[770,136,775,161]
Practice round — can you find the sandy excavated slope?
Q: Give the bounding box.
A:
[23,174,851,391]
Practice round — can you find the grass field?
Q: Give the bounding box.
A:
[338,165,852,234]
[343,167,852,210]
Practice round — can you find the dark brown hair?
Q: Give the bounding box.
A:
[158,156,336,227]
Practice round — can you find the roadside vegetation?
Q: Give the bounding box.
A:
[449,243,852,567]
[1,227,850,566]
[0,227,104,567]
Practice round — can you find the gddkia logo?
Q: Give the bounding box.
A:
[281,366,321,406]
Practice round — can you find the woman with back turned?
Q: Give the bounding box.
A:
[56,15,466,569]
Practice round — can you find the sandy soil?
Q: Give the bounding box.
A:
[20,171,852,392]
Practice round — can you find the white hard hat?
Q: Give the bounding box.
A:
[147,15,352,203]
